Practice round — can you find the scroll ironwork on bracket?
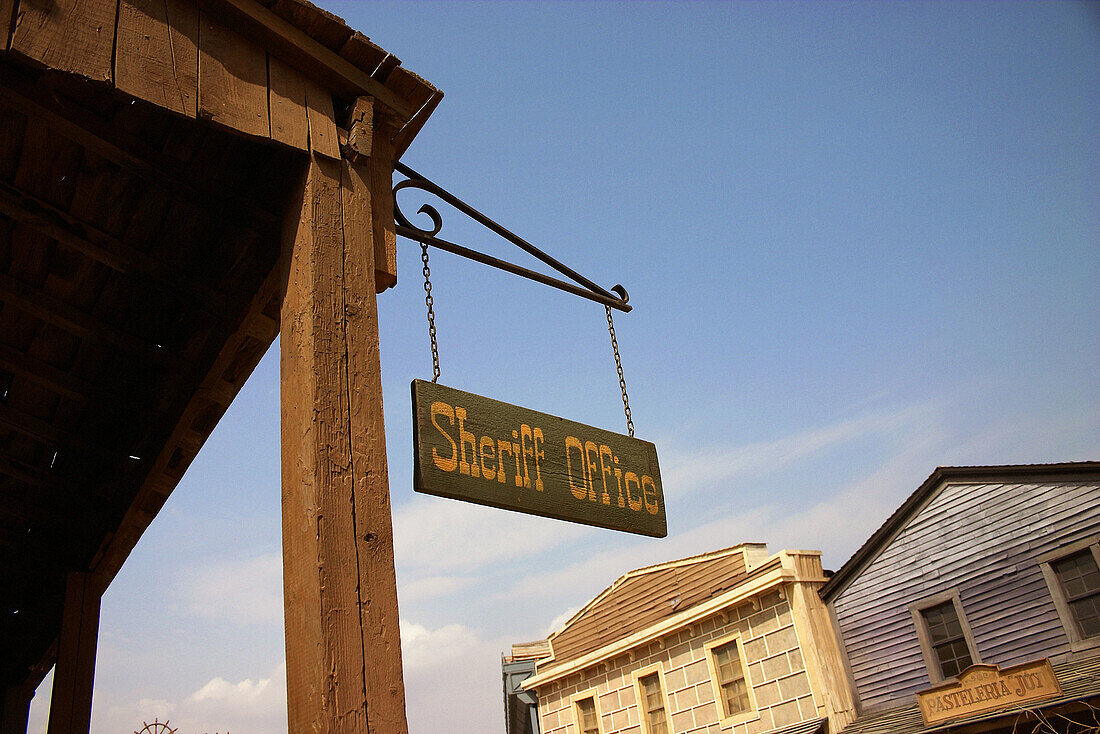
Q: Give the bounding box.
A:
[391,161,631,312]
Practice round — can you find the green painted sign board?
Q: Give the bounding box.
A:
[412,380,666,537]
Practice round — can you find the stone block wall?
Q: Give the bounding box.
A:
[535,589,822,734]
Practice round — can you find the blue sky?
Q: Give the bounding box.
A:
[28,1,1099,732]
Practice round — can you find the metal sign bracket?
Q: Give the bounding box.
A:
[391,162,631,312]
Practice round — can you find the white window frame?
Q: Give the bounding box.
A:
[631,664,672,734]
[909,589,981,684]
[570,687,603,734]
[1038,536,1100,653]
[703,630,759,727]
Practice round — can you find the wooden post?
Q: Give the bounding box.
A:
[46,573,101,734]
[1,683,34,734]
[280,141,407,731]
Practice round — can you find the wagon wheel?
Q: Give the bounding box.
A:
[135,719,178,734]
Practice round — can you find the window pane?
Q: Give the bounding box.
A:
[921,602,961,643]
[1054,551,1100,601]
[577,697,598,734]
[921,601,973,679]
[934,638,973,679]
[1069,595,1100,638]
[1055,550,1100,639]
[712,641,750,717]
[639,674,668,734]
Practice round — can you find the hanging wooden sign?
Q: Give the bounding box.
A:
[412,380,666,537]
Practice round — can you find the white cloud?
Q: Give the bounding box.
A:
[177,554,284,627]
[91,663,287,734]
[401,621,483,671]
[393,496,591,575]
[400,620,511,734]
[659,402,938,498]
[398,574,476,603]
[189,670,280,705]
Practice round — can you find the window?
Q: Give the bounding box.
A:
[573,695,600,734]
[910,591,980,683]
[1039,538,1100,651]
[635,670,670,734]
[704,632,757,725]
[920,601,973,678]
[713,641,751,716]
[1052,550,1100,638]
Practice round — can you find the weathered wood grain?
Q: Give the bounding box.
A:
[303,76,339,159]
[341,159,408,730]
[338,31,387,75]
[282,154,409,733]
[0,0,14,53]
[341,95,372,163]
[412,380,667,537]
[197,12,270,139]
[116,0,199,117]
[369,111,399,292]
[10,0,117,82]
[46,573,100,734]
[280,157,326,732]
[197,0,419,120]
[267,54,309,150]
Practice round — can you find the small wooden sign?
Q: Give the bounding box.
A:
[412,380,666,537]
[917,659,1062,725]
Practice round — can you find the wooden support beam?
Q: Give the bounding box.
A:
[9,0,117,83]
[281,153,407,733]
[0,401,123,458]
[341,96,373,164]
[0,342,89,403]
[0,0,13,55]
[198,12,271,139]
[115,0,199,118]
[0,270,185,370]
[369,107,399,293]
[0,178,233,314]
[0,451,72,494]
[1,682,34,734]
[46,573,100,734]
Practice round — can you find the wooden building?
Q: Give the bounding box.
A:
[820,462,1100,734]
[0,1,442,732]
[513,544,858,734]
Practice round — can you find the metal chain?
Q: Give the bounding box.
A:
[421,243,440,382]
[605,305,634,437]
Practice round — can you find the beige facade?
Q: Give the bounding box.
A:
[520,544,857,734]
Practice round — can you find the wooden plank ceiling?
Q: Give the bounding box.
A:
[0,57,302,693]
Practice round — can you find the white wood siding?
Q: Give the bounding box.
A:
[832,480,1100,711]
